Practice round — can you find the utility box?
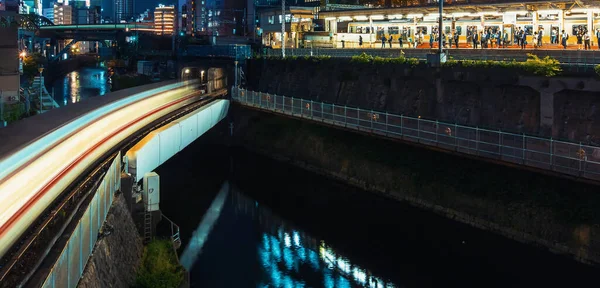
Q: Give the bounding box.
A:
[427,52,447,67]
[143,172,160,212]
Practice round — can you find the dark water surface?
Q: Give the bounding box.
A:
[51,67,110,106]
[155,139,598,288]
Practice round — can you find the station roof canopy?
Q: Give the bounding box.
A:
[318,0,599,19]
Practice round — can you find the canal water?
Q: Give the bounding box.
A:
[50,67,110,106]
[155,139,599,288]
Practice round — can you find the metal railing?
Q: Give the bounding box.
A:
[186,44,251,60]
[232,87,600,182]
[41,152,122,288]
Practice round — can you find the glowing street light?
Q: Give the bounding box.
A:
[19,51,26,58]
[184,68,190,74]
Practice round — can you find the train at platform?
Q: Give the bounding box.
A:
[304,1,600,48]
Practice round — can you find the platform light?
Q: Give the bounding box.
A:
[370,15,385,20]
[338,16,352,21]
[537,9,561,14]
[354,15,368,20]
[406,13,424,18]
[387,14,403,19]
[476,11,502,16]
[504,10,528,15]
[324,17,336,20]
[451,12,471,17]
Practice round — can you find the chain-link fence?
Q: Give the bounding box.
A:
[232,87,600,182]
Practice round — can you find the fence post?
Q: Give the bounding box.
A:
[550,137,553,169]
[580,142,583,175]
[522,134,526,164]
[370,109,374,132]
[400,115,404,136]
[499,129,502,157]
[273,93,276,111]
[344,106,347,127]
[453,123,458,150]
[357,107,361,129]
[291,97,294,115]
[300,99,303,116]
[259,92,262,107]
[332,103,336,122]
[385,112,388,136]
[475,127,479,154]
[435,120,439,143]
[417,118,420,142]
[310,100,313,119]
[321,102,324,121]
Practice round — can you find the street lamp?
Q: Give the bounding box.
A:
[38,66,44,113]
[181,68,191,81]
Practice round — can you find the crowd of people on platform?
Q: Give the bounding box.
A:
[349,25,600,50]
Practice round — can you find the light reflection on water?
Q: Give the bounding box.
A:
[51,67,110,106]
[232,190,398,288]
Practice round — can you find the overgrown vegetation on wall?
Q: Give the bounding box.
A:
[257,53,562,77]
[134,239,184,288]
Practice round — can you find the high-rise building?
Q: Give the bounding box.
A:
[43,7,54,22]
[154,4,175,35]
[181,4,188,34]
[53,3,72,24]
[115,0,132,22]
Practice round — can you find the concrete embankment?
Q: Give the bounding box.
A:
[246,58,600,144]
[229,104,600,265]
[45,56,98,86]
[78,194,143,288]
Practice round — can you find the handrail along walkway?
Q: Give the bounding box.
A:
[232,87,600,182]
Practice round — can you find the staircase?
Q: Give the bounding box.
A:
[31,76,59,113]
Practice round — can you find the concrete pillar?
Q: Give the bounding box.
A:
[587,11,593,33]
[369,17,374,47]
[539,90,554,133]
[559,10,565,34]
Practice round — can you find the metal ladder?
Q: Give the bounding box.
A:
[143,209,152,244]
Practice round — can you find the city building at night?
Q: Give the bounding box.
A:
[115,0,133,22]
[53,3,72,25]
[258,6,316,48]
[154,4,176,35]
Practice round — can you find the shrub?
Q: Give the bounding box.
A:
[134,239,184,288]
[350,52,373,64]
[440,54,561,77]
[521,54,562,77]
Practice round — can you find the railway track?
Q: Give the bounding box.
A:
[0,88,227,288]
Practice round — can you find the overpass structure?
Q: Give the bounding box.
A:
[0,74,230,286]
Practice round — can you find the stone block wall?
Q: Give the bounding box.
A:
[246,59,600,144]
